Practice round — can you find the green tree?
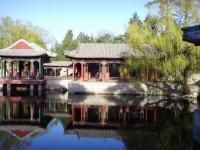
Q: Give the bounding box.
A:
[129,12,142,25]
[0,16,47,49]
[50,42,64,61]
[126,0,200,95]
[113,34,126,43]
[51,30,78,61]
[96,32,113,43]
[77,32,94,43]
[62,30,78,50]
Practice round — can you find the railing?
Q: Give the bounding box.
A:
[44,75,72,80]
[1,74,41,80]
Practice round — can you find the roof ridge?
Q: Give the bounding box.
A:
[4,39,32,50]
[0,39,56,58]
[79,42,126,45]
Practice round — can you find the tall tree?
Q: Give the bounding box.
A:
[62,30,78,50]
[113,34,126,43]
[0,16,47,49]
[51,30,78,61]
[77,32,94,43]
[126,0,200,95]
[129,12,142,25]
[96,32,113,43]
[50,42,64,61]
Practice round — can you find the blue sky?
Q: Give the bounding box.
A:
[0,0,149,42]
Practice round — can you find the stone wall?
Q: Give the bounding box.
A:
[68,80,147,95]
[45,78,198,99]
[46,79,68,91]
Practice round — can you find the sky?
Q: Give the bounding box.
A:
[0,0,149,43]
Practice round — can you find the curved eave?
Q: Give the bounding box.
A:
[43,64,72,67]
[0,54,45,58]
[66,55,124,60]
[0,53,55,58]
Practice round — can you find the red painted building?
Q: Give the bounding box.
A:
[0,39,56,95]
[65,43,141,81]
[0,39,55,80]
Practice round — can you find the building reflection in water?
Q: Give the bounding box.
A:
[0,91,69,142]
[0,90,196,150]
[68,95,158,127]
[0,92,192,128]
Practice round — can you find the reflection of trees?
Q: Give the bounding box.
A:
[159,102,192,150]
[119,101,193,150]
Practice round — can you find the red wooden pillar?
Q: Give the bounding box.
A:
[81,62,84,80]
[72,63,75,80]
[107,64,110,80]
[102,63,106,81]
[11,61,13,78]
[30,61,34,78]
[84,63,86,80]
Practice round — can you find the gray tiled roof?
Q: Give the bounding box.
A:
[65,43,143,59]
[0,39,56,57]
[43,61,72,67]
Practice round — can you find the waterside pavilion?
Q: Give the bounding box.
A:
[44,61,72,79]
[65,43,141,81]
[0,39,56,96]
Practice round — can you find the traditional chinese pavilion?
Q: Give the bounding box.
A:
[0,39,56,95]
[65,43,141,81]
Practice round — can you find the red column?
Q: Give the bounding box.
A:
[81,62,84,80]
[72,63,75,80]
[30,61,34,78]
[11,61,13,78]
[107,64,110,80]
[102,63,105,81]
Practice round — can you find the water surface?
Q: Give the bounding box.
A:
[0,91,198,150]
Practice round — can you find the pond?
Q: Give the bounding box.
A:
[0,91,199,150]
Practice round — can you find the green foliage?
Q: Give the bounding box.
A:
[126,0,200,95]
[96,32,113,43]
[50,42,64,61]
[62,30,78,50]
[51,30,78,61]
[77,32,94,43]
[119,102,193,150]
[96,31,125,43]
[0,16,47,49]
[52,30,126,61]
[129,12,142,25]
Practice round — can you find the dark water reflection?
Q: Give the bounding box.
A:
[0,91,198,150]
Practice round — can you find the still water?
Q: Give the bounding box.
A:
[0,91,199,150]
